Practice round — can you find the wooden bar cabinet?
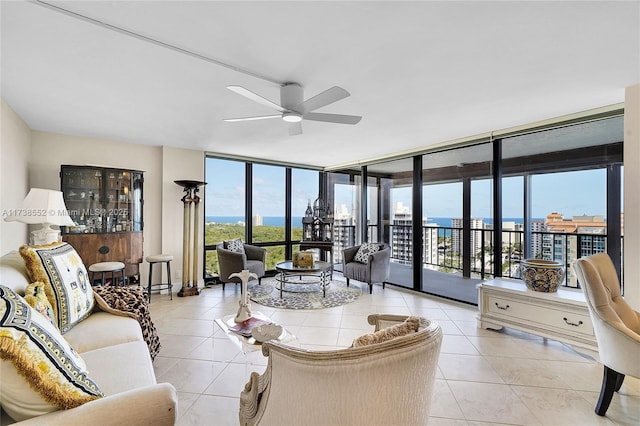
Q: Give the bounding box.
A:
[60,165,144,282]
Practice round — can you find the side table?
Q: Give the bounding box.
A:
[214,311,300,380]
[214,311,299,356]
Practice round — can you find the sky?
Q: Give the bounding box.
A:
[206,158,616,220]
[205,158,319,217]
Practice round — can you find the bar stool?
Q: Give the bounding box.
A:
[88,262,126,286]
[147,254,173,301]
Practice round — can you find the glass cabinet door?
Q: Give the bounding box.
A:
[131,172,143,232]
[61,167,103,233]
[61,165,143,234]
[105,170,135,232]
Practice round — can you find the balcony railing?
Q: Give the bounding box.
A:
[204,223,618,290]
[337,224,614,289]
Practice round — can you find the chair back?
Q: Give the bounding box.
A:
[240,317,442,426]
[573,253,640,336]
[572,253,640,376]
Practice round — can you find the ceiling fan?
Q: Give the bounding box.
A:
[224,83,362,135]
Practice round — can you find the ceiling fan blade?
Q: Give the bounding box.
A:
[227,85,286,112]
[298,86,350,113]
[224,115,281,122]
[288,122,303,136]
[303,112,362,125]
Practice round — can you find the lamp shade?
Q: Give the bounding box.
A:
[4,188,74,226]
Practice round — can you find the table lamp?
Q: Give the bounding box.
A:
[4,188,74,245]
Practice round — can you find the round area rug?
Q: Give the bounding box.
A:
[248,277,361,309]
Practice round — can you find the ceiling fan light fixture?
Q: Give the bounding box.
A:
[282,112,303,123]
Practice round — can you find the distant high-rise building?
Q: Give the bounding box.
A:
[333,204,355,263]
[543,212,607,286]
[451,218,484,257]
[252,214,263,226]
[530,220,545,258]
[392,202,412,264]
[423,221,439,267]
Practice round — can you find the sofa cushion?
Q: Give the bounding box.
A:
[23,281,56,325]
[354,242,381,264]
[81,341,157,396]
[19,242,95,333]
[224,238,245,254]
[343,261,369,282]
[64,312,144,354]
[0,285,103,421]
[351,316,421,347]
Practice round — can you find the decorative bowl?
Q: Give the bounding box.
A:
[251,324,284,343]
[520,259,565,292]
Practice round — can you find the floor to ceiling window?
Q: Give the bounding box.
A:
[203,158,246,280]
[291,168,321,255]
[501,176,524,278]
[204,157,320,282]
[367,158,414,289]
[501,115,623,290]
[205,112,623,302]
[252,164,286,269]
[367,175,379,243]
[423,182,462,272]
[327,170,388,264]
[530,169,607,287]
[421,142,493,302]
[470,178,493,278]
[327,171,360,265]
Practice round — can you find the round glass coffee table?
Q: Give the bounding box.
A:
[275,261,332,298]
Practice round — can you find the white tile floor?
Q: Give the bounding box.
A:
[149,278,640,426]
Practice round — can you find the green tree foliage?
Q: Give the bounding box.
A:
[204,223,303,276]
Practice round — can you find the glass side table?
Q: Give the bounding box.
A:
[214,311,300,355]
[214,311,300,380]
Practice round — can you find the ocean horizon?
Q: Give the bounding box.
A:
[206,216,541,227]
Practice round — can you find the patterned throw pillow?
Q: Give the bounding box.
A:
[19,242,94,334]
[351,316,421,347]
[224,238,245,254]
[0,285,103,421]
[354,243,382,264]
[23,281,55,325]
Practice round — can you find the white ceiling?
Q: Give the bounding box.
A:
[2,1,638,169]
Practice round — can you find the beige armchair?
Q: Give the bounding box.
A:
[572,253,640,416]
[239,314,442,426]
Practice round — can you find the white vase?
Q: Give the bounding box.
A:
[229,269,258,322]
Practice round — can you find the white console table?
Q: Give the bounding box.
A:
[477,279,597,352]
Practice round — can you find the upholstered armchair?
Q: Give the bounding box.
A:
[216,243,267,290]
[342,243,391,294]
[572,253,640,416]
[239,314,442,426]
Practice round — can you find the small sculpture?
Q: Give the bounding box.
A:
[251,323,284,342]
[229,269,257,323]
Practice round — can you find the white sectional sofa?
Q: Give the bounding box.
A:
[0,250,177,425]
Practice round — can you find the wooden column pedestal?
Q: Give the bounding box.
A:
[175,180,206,297]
